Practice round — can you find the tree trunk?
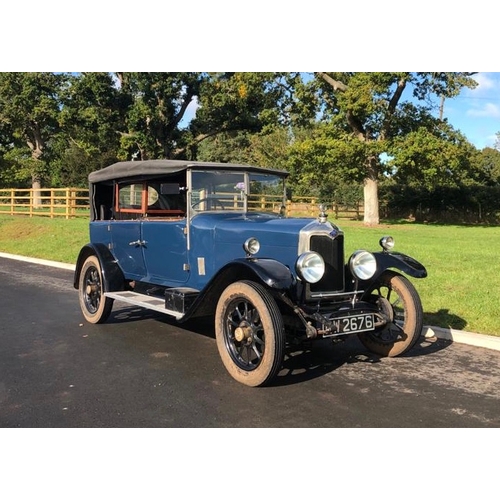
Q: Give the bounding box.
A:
[363,157,380,226]
[32,176,42,208]
[27,123,45,208]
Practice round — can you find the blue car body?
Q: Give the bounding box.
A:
[74,159,427,386]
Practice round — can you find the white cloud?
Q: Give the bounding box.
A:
[485,133,498,147]
[468,72,500,99]
[466,102,500,118]
[472,73,497,92]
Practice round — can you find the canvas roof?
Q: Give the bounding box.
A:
[88,160,289,184]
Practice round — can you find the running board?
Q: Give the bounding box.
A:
[105,291,185,319]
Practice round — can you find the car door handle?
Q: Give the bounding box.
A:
[129,240,147,247]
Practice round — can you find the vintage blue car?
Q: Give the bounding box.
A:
[74,160,427,386]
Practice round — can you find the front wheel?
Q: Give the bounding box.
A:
[358,271,423,357]
[78,255,114,324]
[215,281,285,387]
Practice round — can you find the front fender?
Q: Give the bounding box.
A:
[228,258,295,289]
[180,258,294,321]
[74,243,125,292]
[373,251,427,279]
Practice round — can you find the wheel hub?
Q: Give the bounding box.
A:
[234,323,253,342]
[86,284,99,295]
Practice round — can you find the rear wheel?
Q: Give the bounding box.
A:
[358,271,423,357]
[78,255,113,324]
[215,280,285,387]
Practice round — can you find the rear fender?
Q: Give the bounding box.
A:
[73,243,125,292]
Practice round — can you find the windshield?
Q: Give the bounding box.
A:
[190,170,286,214]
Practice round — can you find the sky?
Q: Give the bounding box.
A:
[440,72,500,149]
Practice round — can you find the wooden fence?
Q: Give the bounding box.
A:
[0,188,364,220]
[0,188,90,219]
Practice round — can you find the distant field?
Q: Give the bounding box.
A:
[0,214,498,336]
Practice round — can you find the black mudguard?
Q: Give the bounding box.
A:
[180,258,294,321]
[373,251,427,279]
[228,258,295,289]
[73,243,125,292]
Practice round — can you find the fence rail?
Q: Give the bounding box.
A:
[0,188,364,220]
[0,188,90,219]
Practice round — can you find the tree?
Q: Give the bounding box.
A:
[115,72,206,160]
[387,122,480,188]
[51,72,123,186]
[303,72,478,225]
[476,146,500,185]
[108,72,302,162]
[189,72,300,158]
[0,72,68,204]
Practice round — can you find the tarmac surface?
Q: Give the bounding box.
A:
[2,253,500,428]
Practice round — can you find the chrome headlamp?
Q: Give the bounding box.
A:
[243,237,260,256]
[379,236,395,252]
[295,251,325,284]
[349,250,377,280]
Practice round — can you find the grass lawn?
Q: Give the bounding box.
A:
[0,215,89,264]
[0,214,498,336]
[339,219,500,337]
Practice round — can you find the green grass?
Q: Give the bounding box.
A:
[0,215,89,264]
[338,219,500,337]
[1,214,499,336]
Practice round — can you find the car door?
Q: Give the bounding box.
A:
[111,220,147,279]
[110,182,147,279]
[141,220,189,284]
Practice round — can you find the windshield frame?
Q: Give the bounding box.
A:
[187,169,286,218]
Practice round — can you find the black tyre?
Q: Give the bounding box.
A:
[78,255,113,324]
[215,280,285,387]
[358,271,423,357]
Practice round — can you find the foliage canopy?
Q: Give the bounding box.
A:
[0,71,497,224]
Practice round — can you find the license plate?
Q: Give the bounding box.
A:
[329,314,375,336]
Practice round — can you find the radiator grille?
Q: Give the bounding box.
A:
[309,234,345,293]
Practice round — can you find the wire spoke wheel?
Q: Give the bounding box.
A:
[215,281,285,387]
[226,298,265,370]
[358,271,423,357]
[78,255,113,324]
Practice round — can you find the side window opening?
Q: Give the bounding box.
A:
[147,182,186,216]
[113,177,187,220]
[92,183,114,221]
[114,183,145,220]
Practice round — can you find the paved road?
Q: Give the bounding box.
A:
[1,257,500,428]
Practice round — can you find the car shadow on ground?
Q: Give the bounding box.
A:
[271,335,452,387]
[423,308,467,331]
[104,306,452,388]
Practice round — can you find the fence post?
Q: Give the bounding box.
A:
[29,190,33,217]
[65,188,70,219]
[10,189,14,215]
[50,189,55,218]
[70,189,76,218]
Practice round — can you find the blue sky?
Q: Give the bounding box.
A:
[440,72,500,149]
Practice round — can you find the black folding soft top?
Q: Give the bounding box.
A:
[88,160,288,184]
